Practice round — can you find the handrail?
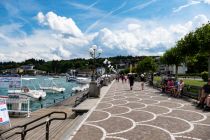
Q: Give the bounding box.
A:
[0,111,67,140]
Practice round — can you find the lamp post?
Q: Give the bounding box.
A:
[88,45,102,98]
[89,45,102,81]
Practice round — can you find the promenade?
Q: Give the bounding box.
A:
[71,81,210,140]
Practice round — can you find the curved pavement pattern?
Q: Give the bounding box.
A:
[72,81,210,140]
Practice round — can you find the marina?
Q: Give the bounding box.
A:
[0,76,81,111]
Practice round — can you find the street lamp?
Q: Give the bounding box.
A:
[88,45,102,98]
[89,45,102,81]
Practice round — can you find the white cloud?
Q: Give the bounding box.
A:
[0,12,209,62]
[92,14,209,56]
[37,11,83,37]
[203,0,210,4]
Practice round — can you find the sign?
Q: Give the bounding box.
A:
[0,102,10,125]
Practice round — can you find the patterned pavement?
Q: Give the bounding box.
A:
[72,81,210,140]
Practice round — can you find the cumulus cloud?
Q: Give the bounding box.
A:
[37,11,83,37]
[0,12,209,62]
[92,14,209,56]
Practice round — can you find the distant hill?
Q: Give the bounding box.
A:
[0,56,160,74]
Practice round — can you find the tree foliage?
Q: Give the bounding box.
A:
[162,23,210,77]
[136,57,157,74]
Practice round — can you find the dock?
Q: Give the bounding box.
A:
[0,91,85,140]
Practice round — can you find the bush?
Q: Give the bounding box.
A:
[201,71,208,82]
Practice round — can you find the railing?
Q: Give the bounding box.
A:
[74,92,89,107]
[0,111,67,140]
[37,92,74,110]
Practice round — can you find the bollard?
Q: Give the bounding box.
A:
[54,99,56,103]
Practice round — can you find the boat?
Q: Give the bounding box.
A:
[66,70,77,82]
[39,78,65,93]
[53,75,60,78]
[75,77,91,84]
[8,78,46,100]
[66,73,76,82]
[72,84,89,92]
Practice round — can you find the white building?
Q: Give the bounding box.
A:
[159,64,187,75]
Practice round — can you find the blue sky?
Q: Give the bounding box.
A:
[0,0,210,62]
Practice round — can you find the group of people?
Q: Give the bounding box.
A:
[161,77,185,98]
[161,76,210,110]
[116,74,127,83]
[116,73,146,90]
[128,73,145,90]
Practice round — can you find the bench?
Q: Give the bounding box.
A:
[72,98,99,115]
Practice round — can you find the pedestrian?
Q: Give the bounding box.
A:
[121,74,125,83]
[128,74,135,90]
[140,74,145,90]
[125,75,127,83]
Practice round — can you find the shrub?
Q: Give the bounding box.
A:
[201,71,208,82]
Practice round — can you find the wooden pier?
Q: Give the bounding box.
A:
[0,92,84,140]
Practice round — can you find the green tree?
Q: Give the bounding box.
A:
[136,57,157,74]
[161,47,184,79]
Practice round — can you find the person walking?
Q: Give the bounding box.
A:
[128,74,135,90]
[140,74,145,90]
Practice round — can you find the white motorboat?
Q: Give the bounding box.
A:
[39,78,65,93]
[66,72,76,82]
[75,77,91,84]
[72,84,89,92]
[8,78,46,100]
[8,87,46,100]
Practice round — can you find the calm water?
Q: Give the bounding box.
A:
[0,76,79,111]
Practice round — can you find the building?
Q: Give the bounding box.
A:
[155,57,187,75]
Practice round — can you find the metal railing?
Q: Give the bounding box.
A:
[0,111,67,140]
[74,92,89,107]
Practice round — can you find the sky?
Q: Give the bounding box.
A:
[0,0,210,62]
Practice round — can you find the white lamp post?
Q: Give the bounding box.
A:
[88,45,102,98]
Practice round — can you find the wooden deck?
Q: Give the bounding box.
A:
[0,91,85,140]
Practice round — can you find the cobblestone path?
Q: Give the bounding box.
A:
[72,81,210,140]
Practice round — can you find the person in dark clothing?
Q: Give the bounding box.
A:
[140,74,145,90]
[128,74,135,90]
[197,78,210,108]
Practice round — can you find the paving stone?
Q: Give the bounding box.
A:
[91,116,133,134]
[86,111,110,122]
[72,125,104,140]
[113,125,173,140]
[96,103,113,110]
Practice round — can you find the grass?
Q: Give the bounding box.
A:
[153,76,206,87]
[183,79,205,87]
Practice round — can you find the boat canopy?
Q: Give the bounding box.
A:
[21,78,37,80]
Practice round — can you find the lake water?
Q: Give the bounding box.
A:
[0,76,79,111]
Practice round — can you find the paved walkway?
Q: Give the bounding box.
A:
[72,81,210,140]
